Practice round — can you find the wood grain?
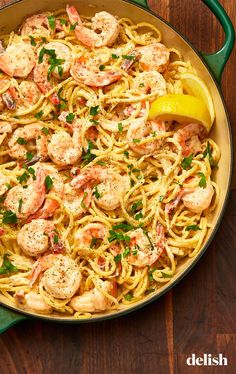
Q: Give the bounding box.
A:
[0,1,235,374]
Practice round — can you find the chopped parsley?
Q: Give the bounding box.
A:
[17,171,30,185]
[108,230,131,243]
[135,212,143,220]
[118,122,123,133]
[70,22,78,31]
[47,15,56,31]
[18,198,23,213]
[123,247,130,258]
[131,200,142,214]
[59,18,67,25]
[139,83,145,87]
[35,110,44,119]
[203,141,217,167]
[81,192,88,209]
[132,250,138,256]
[114,254,122,263]
[133,139,141,143]
[45,175,53,192]
[2,210,17,224]
[185,224,201,231]
[26,152,34,162]
[66,113,75,123]
[17,137,27,145]
[124,150,129,158]
[29,35,36,46]
[90,106,100,116]
[111,53,119,59]
[82,140,96,166]
[93,186,100,199]
[41,127,49,135]
[99,65,105,71]
[148,268,156,281]
[159,195,164,202]
[112,223,134,232]
[181,154,193,170]
[198,172,207,188]
[96,161,106,166]
[90,119,99,125]
[122,54,135,60]
[161,272,173,279]
[53,234,59,244]
[0,254,18,275]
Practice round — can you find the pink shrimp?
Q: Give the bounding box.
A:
[174,123,207,157]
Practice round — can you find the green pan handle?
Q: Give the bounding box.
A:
[202,0,235,82]
[0,305,28,333]
[129,0,235,83]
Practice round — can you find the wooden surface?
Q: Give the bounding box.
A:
[0,1,236,373]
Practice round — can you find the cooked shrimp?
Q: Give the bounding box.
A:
[8,123,48,160]
[122,43,169,73]
[15,290,53,314]
[132,71,167,97]
[34,63,60,106]
[75,223,107,248]
[127,224,165,268]
[63,183,92,217]
[4,167,46,219]
[1,87,18,110]
[166,182,214,214]
[70,56,122,87]
[127,118,168,155]
[71,166,130,210]
[27,164,64,221]
[66,5,120,48]
[17,219,64,257]
[0,42,35,78]
[174,123,207,157]
[182,183,214,213]
[48,115,82,166]
[20,13,63,37]
[19,81,41,106]
[43,42,72,79]
[0,173,10,196]
[0,121,12,134]
[70,280,116,313]
[30,254,82,299]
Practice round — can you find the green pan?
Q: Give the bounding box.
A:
[0,0,234,333]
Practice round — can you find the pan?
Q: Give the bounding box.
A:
[0,0,234,333]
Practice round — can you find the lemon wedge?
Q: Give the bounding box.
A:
[180,72,215,125]
[148,94,212,132]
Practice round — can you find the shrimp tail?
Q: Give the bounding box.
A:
[2,90,16,110]
[27,200,59,222]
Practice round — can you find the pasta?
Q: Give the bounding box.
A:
[0,5,220,318]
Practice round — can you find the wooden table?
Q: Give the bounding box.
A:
[0,1,235,373]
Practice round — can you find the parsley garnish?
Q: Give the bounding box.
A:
[181,154,193,170]
[26,152,34,162]
[159,195,164,202]
[0,254,18,275]
[90,106,100,116]
[148,268,156,281]
[18,198,23,213]
[135,212,143,220]
[139,83,145,87]
[82,140,96,166]
[41,127,49,135]
[2,210,17,224]
[122,55,135,60]
[124,150,129,158]
[132,250,138,256]
[114,254,122,263]
[53,234,59,244]
[108,230,131,243]
[93,186,100,199]
[111,53,119,59]
[70,22,78,31]
[96,161,106,166]
[29,35,36,46]
[59,19,67,25]
[99,65,105,71]
[203,141,217,167]
[123,247,130,258]
[17,137,27,145]
[198,172,207,188]
[47,15,55,31]
[35,110,44,119]
[131,200,142,214]
[81,192,88,209]
[66,113,75,123]
[118,122,123,133]
[112,223,134,232]
[17,171,30,184]
[90,119,99,125]
[186,225,201,231]
[45,175,53,192]
[161,272,173,279]
[133,139,141,143]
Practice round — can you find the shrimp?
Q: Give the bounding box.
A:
[0,121,12,134]
[121,43,170,73]
[127,224,165,268]
[15,290,53,314]
[70,56,122,87]
[8,123,48,160]
[75,223,107,248]
[19,81,41,106]
[132,71,167,97]
[4,167,46,219]
[42,42,72,79]
[127,118,168,155]
[48,114,82,166]
[71,166,130,211]
[0,173,10,196]
[0,42,35,78]
[30,254,82,299]
[20,13,63,37]
[33,63,60,105]
[165,182,214,214]
[182,183,214,213]
[70,280,116,313]
[62,183,92,217]
[174,123,207,157]
[66,5,120,48]
[17,219,64,257]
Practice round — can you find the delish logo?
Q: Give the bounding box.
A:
[186,353,228,366]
